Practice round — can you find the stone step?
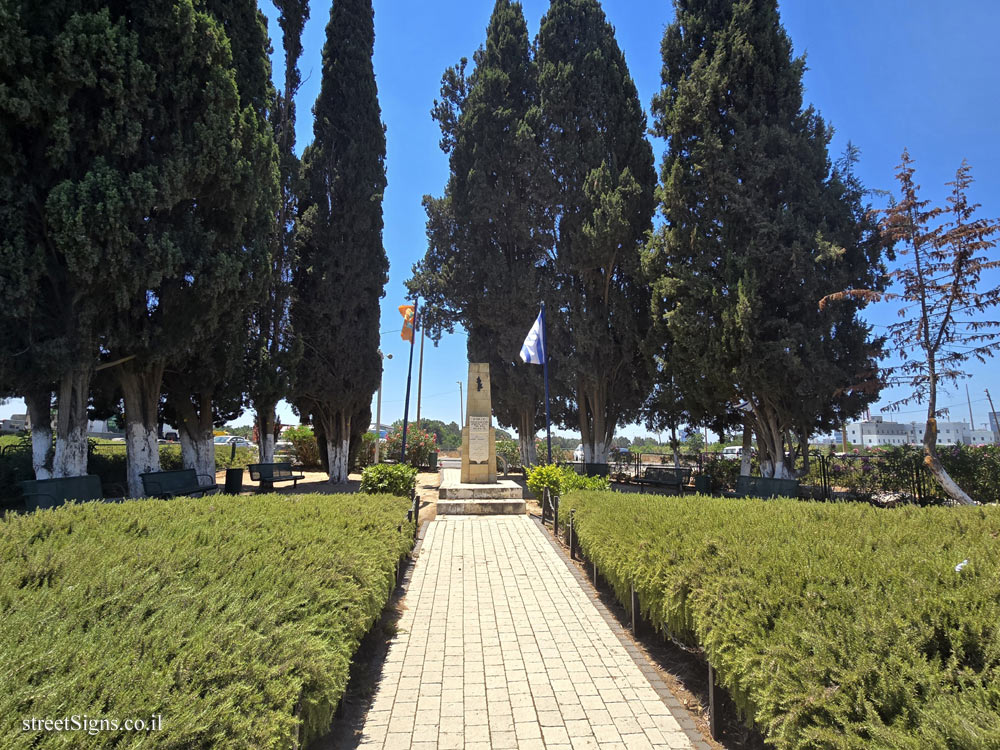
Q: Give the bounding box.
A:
[435,499,527,515]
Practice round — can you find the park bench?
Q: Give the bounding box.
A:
[633,466,692,495]
[140,469,218,499]
[248,462,305,491]
[732,475,799,499]
[19,474,108,512]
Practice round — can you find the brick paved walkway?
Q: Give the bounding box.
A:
[357,515,698,750]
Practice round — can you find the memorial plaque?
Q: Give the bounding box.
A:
[461,363,497,483]
[469,416,489,462]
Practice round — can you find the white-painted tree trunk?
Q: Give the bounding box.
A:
[583,441,609,464]
[327,438,349,483]
[120,364,164,498]
[51,368,91,478]
[740,422,753,477]
[518,429,538,467]
[260,433,275,464]
[25,390,54,480]
[52,427,88,478]
[126,422,160,498]
[180,432,216,486]
[31,428,54,481]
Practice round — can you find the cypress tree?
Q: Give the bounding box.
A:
[408,0,554,466]
[1,1,276,492]
[161,0,279,484]
[247,0,309,465]
[292,0,388,483]
[647,0,884,478]
[536,0,656,463]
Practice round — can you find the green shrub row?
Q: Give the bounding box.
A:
[0,492,414,748]
[560,491,1000,749]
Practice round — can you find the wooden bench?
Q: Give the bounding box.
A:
[140,469,219,499]
[733,475,799,499]
[633,466,692,495]
[19,474,106,512]
[248,462,305,490]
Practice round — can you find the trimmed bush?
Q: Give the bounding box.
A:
[525,464,609,498]
[0,493,414,749]
[284,425,322,468]
[360,463,418,498]
[561,491,1000,749]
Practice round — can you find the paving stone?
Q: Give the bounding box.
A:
[355,516,696,749]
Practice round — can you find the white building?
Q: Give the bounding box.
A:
[844,416,995,447]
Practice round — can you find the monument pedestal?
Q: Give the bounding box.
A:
[441,363,524,515]
[437,470,526,515]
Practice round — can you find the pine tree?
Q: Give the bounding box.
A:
[647,0,884,478]
[292,0,388,483]
[248,0,309,465]
[536,0,656,463]
[408,0,554,466]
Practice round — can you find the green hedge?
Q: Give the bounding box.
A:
[0,493,414,748]
[561,491,1000,749]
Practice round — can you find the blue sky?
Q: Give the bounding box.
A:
[4,1,999,440]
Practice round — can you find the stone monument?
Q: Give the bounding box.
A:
[461,362,497,483]
[437,362,525,514]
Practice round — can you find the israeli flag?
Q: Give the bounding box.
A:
[519,310,545,365]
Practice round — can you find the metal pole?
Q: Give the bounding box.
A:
[416,323,425,428]
[541,302,553,464]
[400,299,418,463]
[458,381,463,426]
[375,378,383,464]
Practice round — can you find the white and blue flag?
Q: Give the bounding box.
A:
[519,310,546,365]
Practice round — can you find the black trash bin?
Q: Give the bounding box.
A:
[224,467,244,495]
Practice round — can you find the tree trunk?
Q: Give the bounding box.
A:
[798,426,810,478]
[670,426,681,470]
[752,401,792,479]
[740,421,753,477]
[52,368,91,478]
[923,364,974,504]
[517,408,537,467]
[255,400,277,464]
[577,381,611,464]
[119,364,164,498]
[173,392,217,487]
[25,388,54,480]
[318,409,350,483]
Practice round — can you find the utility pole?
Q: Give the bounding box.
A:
[457,381,464,426]
[966,384,975,429]
[987,388,999,442]
[374,351,391,464]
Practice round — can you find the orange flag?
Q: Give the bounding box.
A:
[399,305,416,341]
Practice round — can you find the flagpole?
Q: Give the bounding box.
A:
[541,302,552,464]
[400,299,418,463]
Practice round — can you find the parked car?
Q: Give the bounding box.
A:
[721,446,743,460]
[214,436,252,448]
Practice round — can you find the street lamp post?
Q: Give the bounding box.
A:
[375,351,392,463]
[457,381,464,426]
